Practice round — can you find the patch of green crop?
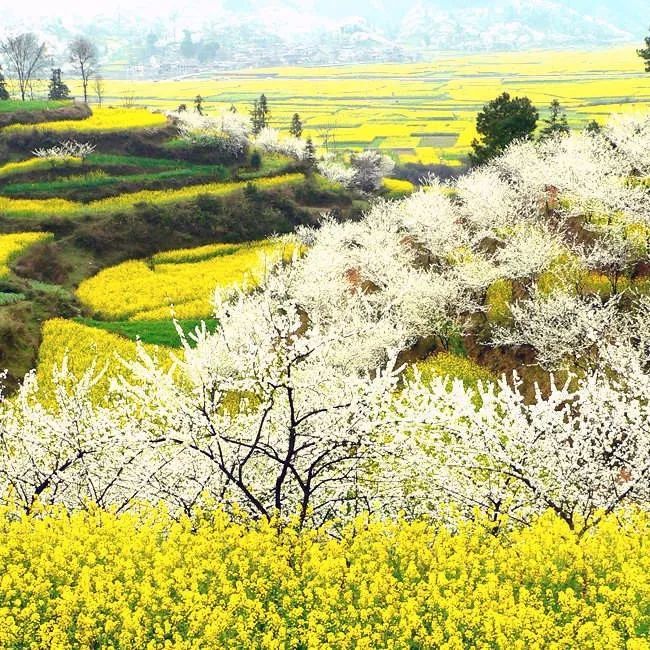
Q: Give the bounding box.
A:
[76,318,219,347]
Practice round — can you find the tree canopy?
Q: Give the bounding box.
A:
[470,92,538,165]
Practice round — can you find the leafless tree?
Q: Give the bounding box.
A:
[69,36,98,103]
[93,75,105,105]
[0,33,47,101]
[317,125,335,153]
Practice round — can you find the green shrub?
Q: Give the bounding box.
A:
[250,150,262,170]
[0,292,25,305]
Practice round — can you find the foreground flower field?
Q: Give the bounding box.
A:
[0,506,648,650]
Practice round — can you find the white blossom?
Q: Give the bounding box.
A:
[33,139,95,161]
[173,110,250,155]
[2,111,650,530]
[489,289,620,370]
[254,127,307,160]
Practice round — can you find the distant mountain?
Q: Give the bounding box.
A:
[219,0,648,34]
[179,0,645,50]
[2,0,648,71]
[397,1,634,50]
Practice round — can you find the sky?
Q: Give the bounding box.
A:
[4,0,647,34]
[7,0,641,18]
[9,0,208,18]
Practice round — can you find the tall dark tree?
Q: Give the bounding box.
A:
[0,67,9,101]
[539,99,570,140]
[585,119,602,135]
[69,36,98,103]
[0,33,47,101]
[194,94,204,115]
[47,68,70,100]
[304,137,317,170]
[250,95,270,135]
[290,113,303,138]
[259,94,270,127]
[470,92,538,165]
[180,30,195,59]
[638,28,650,72]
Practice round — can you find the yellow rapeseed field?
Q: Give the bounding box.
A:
[0,505,648,649]
[383,177,416,197]
[36,319,171,403]
[0,231,53,278]
[3,107,168,134]
[0,173,304,219]
[76,239,295,320]
[0,157,81,180]
[151,241,242,264]
[408,352,496,392]
[77,46,650,166]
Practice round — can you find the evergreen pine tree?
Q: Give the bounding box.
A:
[47,68,70,101]
[290,113,303,138]
[259,94,270,129]
[470,92,538,165]
[250,94,270,134]
[585,120,602,135]
[539,99,570,140]
[304,137,317,170]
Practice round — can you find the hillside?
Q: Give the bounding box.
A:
[0,102,364,389]
[2,105,649,519]
[2,30,650,644]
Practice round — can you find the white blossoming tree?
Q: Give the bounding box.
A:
[489,289,620,370]
[1,112,650,533]
[174,110,250,157]
[254,127,307,160]
[396,366,650,534]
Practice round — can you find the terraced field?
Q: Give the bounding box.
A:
[80,46,650,166]
[0,102,356,389]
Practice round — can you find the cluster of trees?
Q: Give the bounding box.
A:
[179,29,220,63]
[5,113,649,531]
[316,149,395,191]
[250,94,270,134]
[470,36,650,166]
[0,33,99,103]
[174,95,320,170]
[470,94,574,164]
[174,107,318,170]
